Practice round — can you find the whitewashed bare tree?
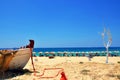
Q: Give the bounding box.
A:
[101,27,112,63]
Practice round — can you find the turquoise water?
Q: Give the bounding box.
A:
[33,47,120,57]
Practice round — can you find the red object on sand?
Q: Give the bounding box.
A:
[60,72,67,80]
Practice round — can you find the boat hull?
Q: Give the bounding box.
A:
[0,40,34,71]
[8,48,31,70]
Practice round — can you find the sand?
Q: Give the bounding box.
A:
[1,57,120,80]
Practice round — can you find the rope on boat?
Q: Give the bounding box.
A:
[30,48,36,72]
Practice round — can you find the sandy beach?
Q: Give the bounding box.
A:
[1,56,120,80]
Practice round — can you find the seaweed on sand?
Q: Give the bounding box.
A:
[80,69,90,75]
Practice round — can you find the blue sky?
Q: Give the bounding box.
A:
[0,0,120,48]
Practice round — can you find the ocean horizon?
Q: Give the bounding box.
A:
[1,47,120,52]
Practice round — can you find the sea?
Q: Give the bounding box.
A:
[33,47,120,52]
[1,47,120,56]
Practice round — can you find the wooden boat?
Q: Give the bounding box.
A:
[0,40,34,71]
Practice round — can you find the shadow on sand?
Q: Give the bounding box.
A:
[0,69,33,79]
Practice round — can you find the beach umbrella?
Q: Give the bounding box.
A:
[57,51,64,57]
[78,52,83,56]
[82,52,85,56]
[64,52,70,57]
[97,51,101,56]
[35,52,40,57]
[75,52,79,56]
[49,52,55,56]
[39,52,42,55]
[39,52,45,56]
[118,51,120,56]
[85,52,89,57]
[62,52,66,57]
[60,52,65,57]
[101,51,106,56]
[47,52,55,59]
[32,52,36,57]
[71,51,76,56]
[90,51,94,56]
[56,51,59,56]
[114,51,120,56]
[45,52,49,57]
